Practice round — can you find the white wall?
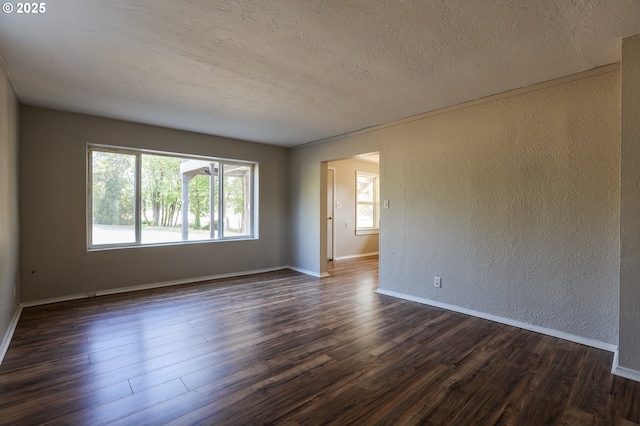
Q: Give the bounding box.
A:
[328,158,379,259]
[290,69,621,346]
[619,33,640,373]
[0,64,20,350]
[19,106,289,302]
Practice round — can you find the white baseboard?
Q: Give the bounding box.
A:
[22,266,289,307]
[0,304,23,366]
[6,266,291,364]
[287,265,328,278]
[612,350,640,382]
[334,252,379,261]
[95,266,288,297]
[21,293,92,308]
[375,288,618,353]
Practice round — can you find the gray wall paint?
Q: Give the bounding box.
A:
[620,33,640,371]
[290,139,383,276]
[0,65,20,343]
[6,46,636,369]
[328,158,379,259]
[290,70,621,345]
[19,106,288,302]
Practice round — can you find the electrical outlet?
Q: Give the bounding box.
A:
[434,277,441,288]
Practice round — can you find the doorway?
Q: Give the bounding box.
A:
[324,153,379,264]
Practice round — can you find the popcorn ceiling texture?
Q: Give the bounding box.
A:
[1,1,640,145]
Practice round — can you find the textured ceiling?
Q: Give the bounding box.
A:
[1,1,639,147]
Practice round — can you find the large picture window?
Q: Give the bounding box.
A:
[89,146,255,248]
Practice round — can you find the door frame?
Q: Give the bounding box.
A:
[327,167,336,261]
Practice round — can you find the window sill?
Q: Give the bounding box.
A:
[355,228,379,236]
[88,236,257,251]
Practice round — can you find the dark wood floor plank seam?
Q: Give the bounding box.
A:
[2,256,639,425]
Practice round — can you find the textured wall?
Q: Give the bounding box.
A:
[0,65,20,346]
[328,158,380,259]
[620,33,640,371]
[290,70,620,345]
[19,107,289,302]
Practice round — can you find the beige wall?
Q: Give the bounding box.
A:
[620,33,640,372]
[328,158,379,259]
[290,69,621,346]
[19,106,289,302]
[0,65,20,348]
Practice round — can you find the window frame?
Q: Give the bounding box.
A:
[87,144,257,250]
[355,170,380,236]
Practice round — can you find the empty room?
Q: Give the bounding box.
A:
[2,1,640,424]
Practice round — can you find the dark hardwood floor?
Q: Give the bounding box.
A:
[1,256,639,425]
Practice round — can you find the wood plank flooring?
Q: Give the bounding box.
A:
[1,255,639,425]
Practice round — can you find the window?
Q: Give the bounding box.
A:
[89,146,255,248]
[355,171,379,235]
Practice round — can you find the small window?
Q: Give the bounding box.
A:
[89,146,255,249]
[356,171,379,235]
